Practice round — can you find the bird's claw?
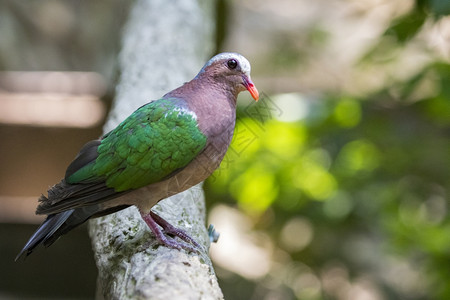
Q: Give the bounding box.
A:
[141,210,205,254]
[156,233,200,253]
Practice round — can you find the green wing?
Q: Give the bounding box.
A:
[67,98,207,191]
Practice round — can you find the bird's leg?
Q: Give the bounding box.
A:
[140,210,200,253]
[150,211,202,249]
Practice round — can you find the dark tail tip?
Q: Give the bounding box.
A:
[15,210,74,261]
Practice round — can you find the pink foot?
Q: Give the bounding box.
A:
[140,210,201,253]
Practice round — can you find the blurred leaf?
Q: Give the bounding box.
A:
[384,8,427,43]
[333,98,361,128]
[335,140,380,176]
[263,120,308,158]
[359,36,400,65]
[421,96,450,126]
[293,157,337,201]
[433,62,450,98]
[429,0,450,17]
[230,162,279,214]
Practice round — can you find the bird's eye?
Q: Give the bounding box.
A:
[227,59,238,70]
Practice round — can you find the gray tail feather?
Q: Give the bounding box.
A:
[15,210,75,261]
[15,204,131,261]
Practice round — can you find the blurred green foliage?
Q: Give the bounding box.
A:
[206,60,450,299]
[385,0,450,43]
[206,1,449,299]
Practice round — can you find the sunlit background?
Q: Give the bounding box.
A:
[1,0,449,299]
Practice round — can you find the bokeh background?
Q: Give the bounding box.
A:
[1,0,449,299]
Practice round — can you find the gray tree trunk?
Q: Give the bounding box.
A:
[88,1,223,299]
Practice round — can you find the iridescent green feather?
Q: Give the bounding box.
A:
[67,98,207,192]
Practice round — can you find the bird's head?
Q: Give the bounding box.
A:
[196,52,259,101]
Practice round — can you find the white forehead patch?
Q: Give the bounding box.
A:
[201,52,252,77]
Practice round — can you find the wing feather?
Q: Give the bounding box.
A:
[36,98,207,214]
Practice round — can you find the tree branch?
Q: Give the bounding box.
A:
[88,0,223,298]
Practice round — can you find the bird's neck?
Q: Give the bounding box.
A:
[169,74,238,99]
[165,77,237,137]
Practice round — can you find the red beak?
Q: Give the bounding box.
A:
[243,76,259,101]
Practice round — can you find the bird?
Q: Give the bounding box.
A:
[16,52,259,260]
